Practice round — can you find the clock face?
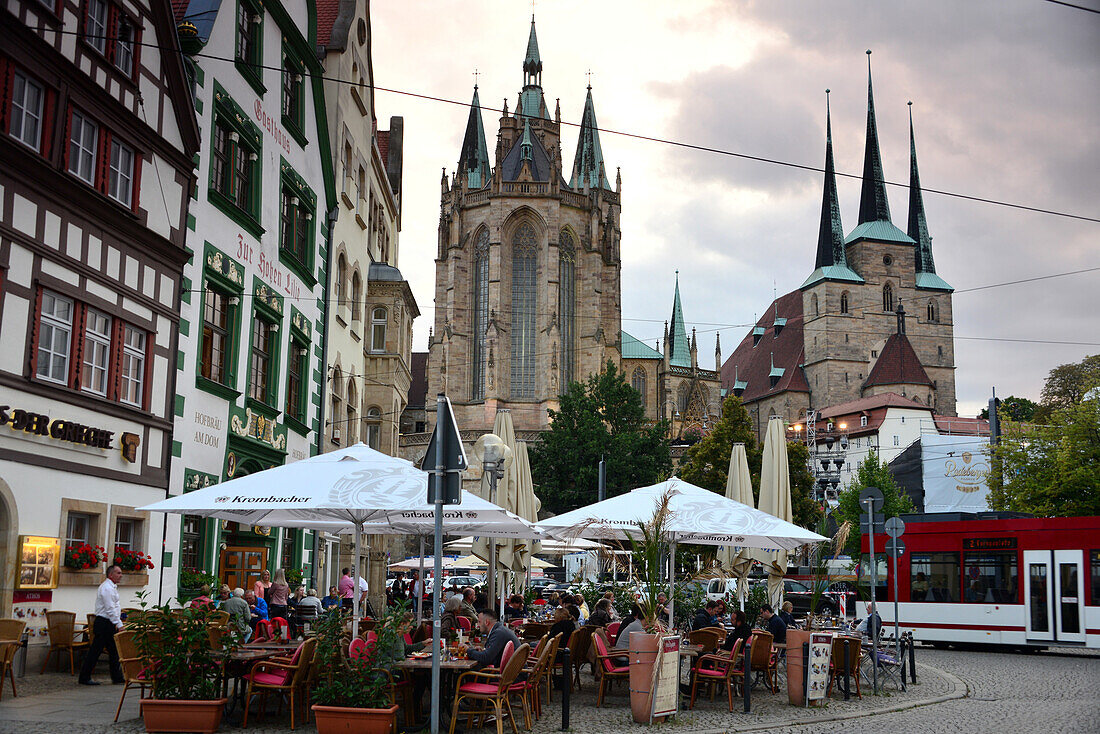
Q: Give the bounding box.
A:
[882,254,894,266]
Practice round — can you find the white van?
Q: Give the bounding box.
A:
[705,578,741,602]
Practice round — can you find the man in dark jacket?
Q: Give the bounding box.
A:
[760,604,787,644]
[468,608,520,670]
[692,600,719,631]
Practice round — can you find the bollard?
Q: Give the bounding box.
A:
[842,638,851,701]
[742,639,751,713]
[559,647,570,731]
[802,641,810,707]
[908,632,917,684]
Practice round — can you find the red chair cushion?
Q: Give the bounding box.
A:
[606,665,629,674]
[697,667,726,677]
[500,641,515,669]
[458,617,472,631]
[592,634,620,673]
[533,599,547,605]
[459,682,499,695]
[246,670,289,686]
[607,622,621,637]
[348,638,368,660]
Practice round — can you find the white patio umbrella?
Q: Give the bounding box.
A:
[139,443,540,636]
[715,443,756,609]
[474,410,521,601]
[511,441,542,579]
[388,557,456,571]
[447,535,602,555]
[753,416,794,610]
[538,477,825,628]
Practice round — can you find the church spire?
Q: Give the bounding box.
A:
[520,118,533,162]
[570,84,610,189]
[457,85,491,189]
[668,271,690,368]
[814,89,845,269]
[858,50,891,225]
[907,103,953,291]
[517,16,549,120]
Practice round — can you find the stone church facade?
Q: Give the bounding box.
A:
[722,58,957,440]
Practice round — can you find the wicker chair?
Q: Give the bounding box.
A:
[241,637,316,730]
[112,630,151,721]
[0,619,27,700]
[826,635,863,699]
[590,632,630,707]
[688,628,723,655]
[689,638,744,711]
[39,611,89,675]
[746,631,779,693]
[449,643,531,734]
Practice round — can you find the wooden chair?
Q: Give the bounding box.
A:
[0,619,27,700]
[569,625,594,689]
[113,630,151,721]
[39,611,89,675]
[449,643,530,734]
[688,628,723,654]
[746,631,778,693]
[241,637,316,730]
[826,636,863,699]
[606,621,621,639]
[689,638,744,711]
[590,632,630,707]
[206,610,230,627]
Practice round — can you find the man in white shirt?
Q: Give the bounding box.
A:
[78,565,125,685]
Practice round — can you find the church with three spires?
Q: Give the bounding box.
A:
[721,52,957,440]
[424,17,720,437]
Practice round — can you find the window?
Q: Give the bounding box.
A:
[893,435,899,446]
[10,71,45,151]
[910,551,959,602]
[365,406,381,449]
[350,272,361,323]
[68,110,98,183]
[66,512,92,547]
[81,309,112,396]
[510,222,537,399]
[180,516,202,570]
[860,415,868,427]
[114,17,134,75]
[812,293,819,317]
[882,282,894,312]
[281,531,295,569]
[471,229,489,400]
[119,324,146,406]
[335,254,346,316]
[209,98,261,227]
[677,382,690,414]
[114,518,136,551]
[85,0,107,53]
[370,307,386,353]
[558,230,575,391]
[285,340,306,423]
[1090,550,1100,606]
[107,139,134,205]
[281,54,304,135]
[927,300,937,323]
[280,186,311,266]
[235,0,264,92]
[345,381,357,444]
[840,291,849,314]
[37,291,73,383]
[248,317,277,405]
[631,368,647,408]
[200,289,232,384]
[963,552,1018,604]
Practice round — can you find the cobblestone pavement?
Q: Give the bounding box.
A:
[1,646,1096,733]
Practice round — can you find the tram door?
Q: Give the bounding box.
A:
[1023,551,1054,642]
[1053,550,1086,644]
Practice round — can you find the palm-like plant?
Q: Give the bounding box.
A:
[625,489,675,632]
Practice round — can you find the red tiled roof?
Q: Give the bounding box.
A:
[376,131,389,166]
[408,352,428,409]
[720,289,809,403]
[171,0,189,23]
[932,415,990,436]
[315,0,341,47]
[863,332,933,388]
[816,392,931,420]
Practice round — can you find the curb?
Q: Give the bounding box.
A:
[682,661,970,733]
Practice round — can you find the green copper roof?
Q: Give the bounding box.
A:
[814,91,848,273]
[518,16,548,120]
[458,86,491,189]
[621,330,662,360]
[520,118,533,162]
[524,15,541,71]
[668,274,691,368]
[570,86,610,189]
[844,220,914,245]
[801,265,865,289]
[518,88,550,120]
[858,52,892,226]
[915,272,954,292]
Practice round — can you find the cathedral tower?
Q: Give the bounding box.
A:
[427,17,623,434]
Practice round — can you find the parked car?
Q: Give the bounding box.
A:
[527,578,557,598]
[750,578,841,616]
[706,578,741,602]
[442,575,484,591]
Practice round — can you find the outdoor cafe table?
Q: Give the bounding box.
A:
[221,644,300,721]
[396,657,478,731]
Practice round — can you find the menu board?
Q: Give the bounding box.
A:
[18,536,60,590]
[806,633,833,702]
[650,635,681,720]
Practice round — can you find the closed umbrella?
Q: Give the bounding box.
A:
[511,441,542,578]
[754,416,793,610]
[474,409,521,600]
[716,443,756,609]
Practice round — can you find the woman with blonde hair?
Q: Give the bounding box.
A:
[252,568,272,603]
[267,568,291,622]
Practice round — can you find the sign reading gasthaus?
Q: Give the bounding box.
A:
[920,434,991,513]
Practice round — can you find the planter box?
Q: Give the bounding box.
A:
[60,568,106,586]
[140,698,228,733]
[120,572,149,587]
[312,703,399,734]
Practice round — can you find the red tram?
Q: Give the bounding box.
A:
[862,513,1100,648]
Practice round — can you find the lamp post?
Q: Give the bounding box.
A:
[474,434,511,608]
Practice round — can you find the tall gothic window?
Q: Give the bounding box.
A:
[558,230,576,391]
[812,293,819,317]
[471,229,489,400]
[927,299,937,323]
[510,222,538,399]
[882,282,894,312]
[840,291,850,314]
[677,382,690,414]
[631,368,647,409]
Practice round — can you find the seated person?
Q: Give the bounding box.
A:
[321,586,342,611]
[188,584,214,611]
[298,588,324,615]
[614,605,646,651]
[439,596,465,641]
[467,608,521,670]
[759,604,786,645]
[722,609,752,651]
[911,572,930,601]
[654,592,668,620]
[221,588,252,642]
[503,594,527,620]
[692,600,719,631]
[546,592,561,609]
[548,605,576,643]
[588,598,613,628]
[243,590,269,631]
[779,601,797,628]
[856,603,882,639]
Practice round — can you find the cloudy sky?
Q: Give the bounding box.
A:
[371,0,1099,419]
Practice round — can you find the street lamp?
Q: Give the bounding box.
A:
[472,433,512,605]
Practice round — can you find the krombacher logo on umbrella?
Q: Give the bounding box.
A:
[213,495,310,503]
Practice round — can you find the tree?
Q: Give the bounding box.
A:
[978,395,1039,422]
[529,361,672,514]
[988,398,1100,517]
[1038,354,1100,415]
[678,396,821,528]
[835,451,913,557]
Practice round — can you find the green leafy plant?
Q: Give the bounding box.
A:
[129,590,237,700]
[311,600,409,709]
[285,567,305,586]
[178,568,218,589]
[64,543,106,570]
[624,489,675,633]
[114,548,154,572]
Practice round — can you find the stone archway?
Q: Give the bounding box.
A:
[0,478,19,618]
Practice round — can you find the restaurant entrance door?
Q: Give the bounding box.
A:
[221,546,268,591]
[1024,550,1054,642]
[1054,550,1086,644]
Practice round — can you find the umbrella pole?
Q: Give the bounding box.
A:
[418,537,426,624]
[352,524,362,640]
[668,534,676,631]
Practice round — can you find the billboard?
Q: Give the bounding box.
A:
[920,434,991,513]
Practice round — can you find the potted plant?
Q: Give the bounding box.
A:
[310,601,407,733]
[64,543,106,571]
[114,548,155,572]
[129,591,234,733]
[178,568,219,603]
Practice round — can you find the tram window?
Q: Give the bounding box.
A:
[963,552,1018,604]
[910,552,959,603]
[1091,550,1100,606]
